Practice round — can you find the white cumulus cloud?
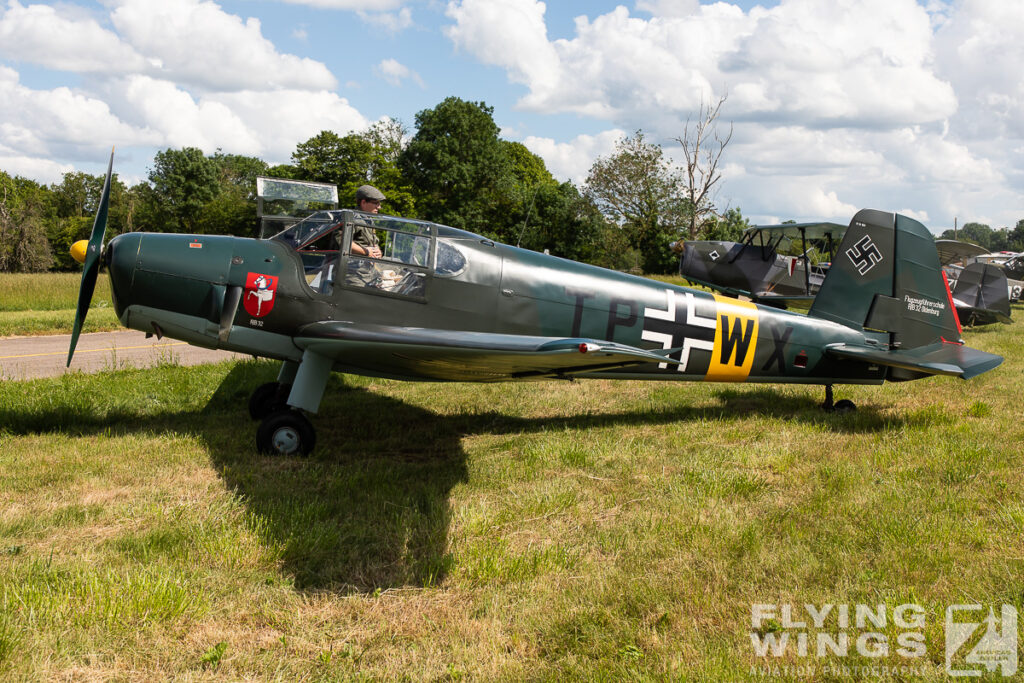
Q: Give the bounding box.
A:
[0,1,150,73]
[276,0,405,8]
[358,7,413,32]
[448,0,1024,228]
[110,0,336,92]
[521,129,625,183]
[374,59,424,88]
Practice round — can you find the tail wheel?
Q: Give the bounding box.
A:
[256,409,316,456]
[833,399,857,414]
[248,382,291,420]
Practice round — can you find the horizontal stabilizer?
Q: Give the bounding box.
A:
[824,342,1003,380]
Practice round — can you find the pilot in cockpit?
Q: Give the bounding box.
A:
[345,185,386,287]
[351,185,384,258]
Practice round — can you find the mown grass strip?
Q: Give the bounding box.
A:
[0,273,113,312]
[0,273,119,336]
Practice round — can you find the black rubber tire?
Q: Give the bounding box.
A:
[833,399,857,414]
[248,382,290,420]
[256,409,316,456]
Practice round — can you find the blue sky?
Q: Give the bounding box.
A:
[1,0,1021,232]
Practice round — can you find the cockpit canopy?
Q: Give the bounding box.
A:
[271,210,467,299]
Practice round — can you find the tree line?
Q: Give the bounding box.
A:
[936,221,1024,253]
[1,96,749,275]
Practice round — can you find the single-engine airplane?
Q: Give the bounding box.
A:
[69,152,1003,455]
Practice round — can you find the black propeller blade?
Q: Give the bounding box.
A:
[67,148,114,367]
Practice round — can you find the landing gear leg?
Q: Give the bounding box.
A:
[821,384,834,411]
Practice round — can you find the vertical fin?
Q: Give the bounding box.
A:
[809,209,961,348]
[808,209,894,330]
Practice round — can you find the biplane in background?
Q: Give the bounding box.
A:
[676,222,846,307]
[69,152,1002,455]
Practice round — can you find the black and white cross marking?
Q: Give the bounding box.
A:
[641,289,717,372]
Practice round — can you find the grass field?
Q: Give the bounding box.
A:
[0,273,120,337]
[0,276,1021,680]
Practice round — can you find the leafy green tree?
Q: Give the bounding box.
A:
[503,141,551,188]
[506,182,601,261]
[701,206,750,242]
[211,151,268,195]
[292,130,373,189]
[48,170,132,268]
[195,190,256,237]
[1007,219,1024,251]
[197,152,269,237]
[484,141,555,246]
[0,171,54,272]
[148,147,220,233]
[362,119,407,178]
[484,142,610,265]
[292,124,416,216]
[127,181,167,234]
[265,164,300,180]
[399,97,511,230]
[51,171,104,219]
[356,119,416,216]
[584,130,687,273]
[935,222,1020,251]
[947,222,993,248]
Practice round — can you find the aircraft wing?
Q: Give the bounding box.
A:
[934,239,989,266]
[744,221,847,241]
[294,322,678,381]
[824,342,1003,380]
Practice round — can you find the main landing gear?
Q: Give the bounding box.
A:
[821,384,856,414]
[248,382,315,456]
[249,352,332,456]
[255,407,316,456]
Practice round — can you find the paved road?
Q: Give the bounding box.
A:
[0,330,250,380]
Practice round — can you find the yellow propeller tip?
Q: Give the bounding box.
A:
[70,239,89,264]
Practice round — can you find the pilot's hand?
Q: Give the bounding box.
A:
[368,246,382,259]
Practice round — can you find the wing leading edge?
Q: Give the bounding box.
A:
[295,322,681,381]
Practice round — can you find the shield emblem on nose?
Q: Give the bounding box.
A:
[244,272,278,318]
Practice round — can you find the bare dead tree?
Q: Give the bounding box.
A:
[675,94,732,239]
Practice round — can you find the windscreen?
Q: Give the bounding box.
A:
[271,210,345,249]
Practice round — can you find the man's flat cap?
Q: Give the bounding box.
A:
[356,185,385,202]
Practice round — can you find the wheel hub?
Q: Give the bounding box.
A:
[272,426,301,455]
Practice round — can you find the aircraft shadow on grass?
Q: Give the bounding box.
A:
[2,362,936,593]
